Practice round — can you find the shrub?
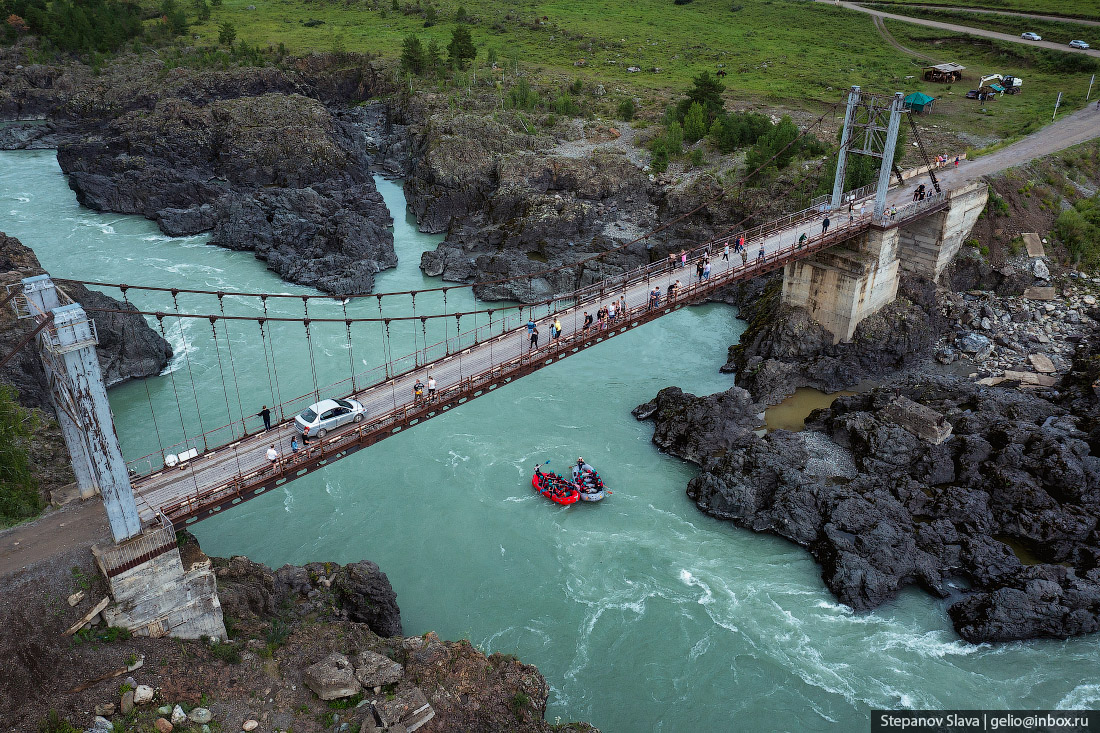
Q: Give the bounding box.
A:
[616,98,635,121]
[448,24,476,68]
[682,101,707,143]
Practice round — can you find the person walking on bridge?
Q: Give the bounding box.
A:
[757,246,766,264]
[529,325,540,350]
[413,378,426,404]
[649,286,661,310]
[723,242,730,262]
[798,232,807,249]
[582,311,594,332]
[553,317,563,340]
[256,405,272,431]
[669,279,679,300]
[740,247,748,266]
[702,261,711,281]
[427,375,437,402]
[266,445,279,464]
[619,296,627,319]
[822,216,830,234]
[680,249,687,268]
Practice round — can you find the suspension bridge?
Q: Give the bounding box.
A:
[4,87,989,549]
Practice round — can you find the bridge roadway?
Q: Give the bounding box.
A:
[131,189,951,526]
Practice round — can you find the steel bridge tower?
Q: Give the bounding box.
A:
[830,86,906,219]
[14,275,141,543]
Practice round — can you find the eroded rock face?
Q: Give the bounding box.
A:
[637,373,1100,643]
[727,275,946,404]
[0,232,171,409]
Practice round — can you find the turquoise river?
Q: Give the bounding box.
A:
[3,149,1099,731]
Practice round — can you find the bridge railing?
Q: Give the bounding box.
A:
[123,180,911,478]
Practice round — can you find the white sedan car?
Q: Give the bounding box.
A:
[1069,40,1090,49]
[293,398,366,439]
[1021,32,1042,41]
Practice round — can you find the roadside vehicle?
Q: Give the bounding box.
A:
[293,398,366,439]
[1069,40,1090,49]
[1021,32,1041,41]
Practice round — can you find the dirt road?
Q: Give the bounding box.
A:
[820,0,1100,57]
[0,498,111,578]
[938,105,1100,186]
[887,5,1100,28]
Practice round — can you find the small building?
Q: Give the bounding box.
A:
[904,92,936,114]
[922,62,966,83]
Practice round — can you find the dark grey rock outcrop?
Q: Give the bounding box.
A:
[636,372,1100,643]
[213,553,402,639]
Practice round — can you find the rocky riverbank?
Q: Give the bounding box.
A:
[0,529,598,732]
[635,356,1100,642]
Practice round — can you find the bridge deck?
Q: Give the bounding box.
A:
[132,193,949,526]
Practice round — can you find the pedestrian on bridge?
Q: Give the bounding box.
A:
[649,287,661,310]
[723,242,730,262]
[822,217,830,234]
[798,232,807,249]
[607,302,616,322]
[413,378,425,404]
[256,405,272,431]
[583,311,594,332]
[529,325,540,350]
[740,248,748,266]
[696,260,705,282]
[267,445,279,464]
[848,199,854,223]
[757,246,766,264]
[427,375,437,402]
[553,317,563,339]
[291,436,299,454]
[668,252,677,273]
[680,249,687,268]
[859,202,866,218]
[619,296,627,318]
[703,261,711,281]
[526,318,536,336]
[669,280,679,299]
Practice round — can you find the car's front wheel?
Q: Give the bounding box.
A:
[317,428,328,438]
[354,414,364,423]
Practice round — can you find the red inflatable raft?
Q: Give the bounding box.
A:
[532,467,580,505]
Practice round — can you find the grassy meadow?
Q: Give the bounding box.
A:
[884,21,1098,145]
[171,0,1098,144]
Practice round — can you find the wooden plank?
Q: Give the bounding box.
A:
[64,596,110,636]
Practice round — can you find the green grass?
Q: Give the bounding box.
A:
[859,0,1100,22]
[866,4,1098,46]
[884,21,1098,141]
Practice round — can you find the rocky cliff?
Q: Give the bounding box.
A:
[1,51,397,295]
[635,366,1100,643]
[0,232,171,409]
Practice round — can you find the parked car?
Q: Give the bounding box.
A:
[1069,40,1091,49]
[1021,32,1042,41]
[965,89,979,99]
[294,398,366,439]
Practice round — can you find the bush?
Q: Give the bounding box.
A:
[448,24,475,68]
[617,98,635,121]
[682,101,707,143]
[506,77,538,110]
[1056,195,1100,268]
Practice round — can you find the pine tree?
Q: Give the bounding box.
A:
[447,24,475,68]
[218,20,236,45]
[400,34,425,75]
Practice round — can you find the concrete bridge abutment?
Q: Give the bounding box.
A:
[781,181,988,342]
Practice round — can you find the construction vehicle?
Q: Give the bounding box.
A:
[978,73,1023,95]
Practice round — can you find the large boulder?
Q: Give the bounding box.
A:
[303,652,361,701]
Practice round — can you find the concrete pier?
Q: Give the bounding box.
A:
[782,181,989,342]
